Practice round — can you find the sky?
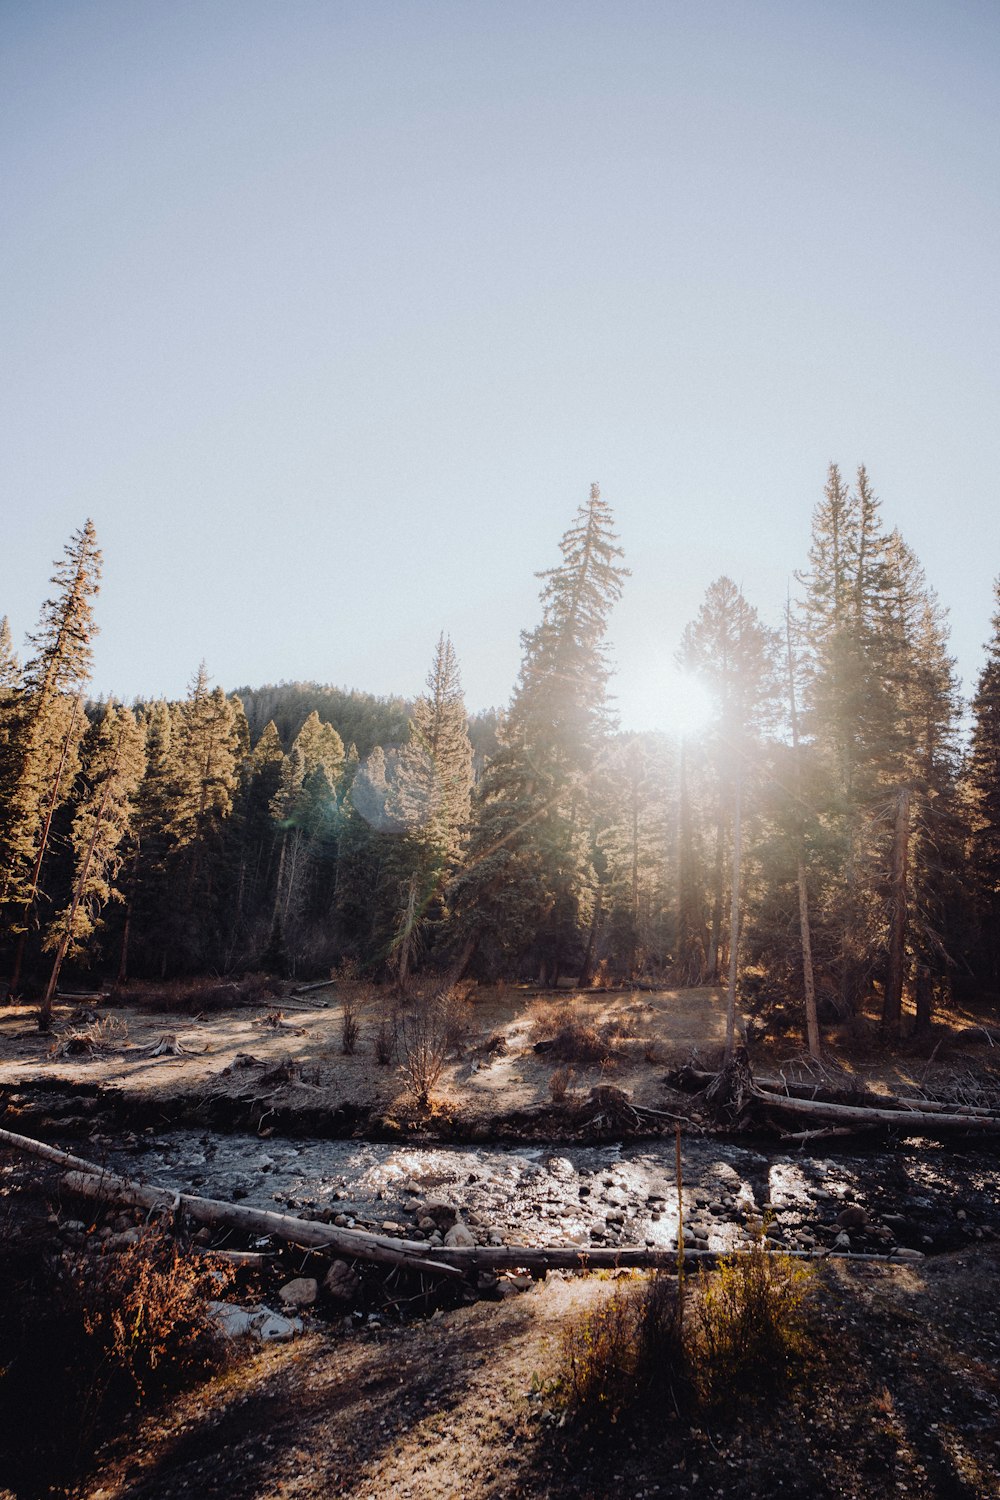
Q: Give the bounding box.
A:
[2,0,998,734]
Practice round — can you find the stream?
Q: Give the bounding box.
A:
[91,1129,1000,1258]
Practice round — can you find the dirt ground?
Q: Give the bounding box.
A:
[70,1245,1000,1500]
[1,981,995,1133]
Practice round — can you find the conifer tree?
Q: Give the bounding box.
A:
[678,577,780,1053]
[0,522,101,987]
[964,581,1000,994]
[156,665,242,970]
[385,634,473,983]
[451,485,628,980]
[39,705,145,1025]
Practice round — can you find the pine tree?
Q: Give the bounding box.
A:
[963,583,1000,995]
[0,522,101,987]
[384,634,473,983]
[155,665,242,971]
[451,485,628,981]
[39,705,145,1025]
[678,577,780,1054]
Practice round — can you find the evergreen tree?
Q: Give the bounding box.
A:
[39,705,145,1025]
[385,634,473,982]
[0,522,101,986]
[155,665,242,971]
[964,581,1000,995]
[678,577,780,1052]
[451,485,628,980]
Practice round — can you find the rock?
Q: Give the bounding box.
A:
[444,1221,476,1248]
[835,1205,868,1231]
[209,1301,303,1342]
[833,1231,851,1251]
[278,1277,318,1308]
[324,1260,360,1301]
[423,1199,458,1228]
[604,1186,628,1207]
[893,1246,925,1261]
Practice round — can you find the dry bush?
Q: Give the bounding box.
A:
[560,1273,688,1428]
[693,1234,814,1406]
[529,1000,619,1065]
[340,994,360,1055]
[0,1224,229,1493]
[549,1065,575,1103]
[398,1000,450,1106]
[373,1009,398,1065]
[49,1015,129,1057]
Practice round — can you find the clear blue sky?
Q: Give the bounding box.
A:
[2,1,998,732]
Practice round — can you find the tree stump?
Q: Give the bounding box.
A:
[703,1046,754,1125]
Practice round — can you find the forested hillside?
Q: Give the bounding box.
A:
[2,472,998,1041]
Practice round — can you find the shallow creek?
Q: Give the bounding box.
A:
[97,1131,1000,1258]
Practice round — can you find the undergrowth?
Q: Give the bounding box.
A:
[0,1223,230,1496]
[557,1239,814,1432]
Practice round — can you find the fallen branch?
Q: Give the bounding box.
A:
[291,979,337,996]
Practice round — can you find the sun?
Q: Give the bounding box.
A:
[615,662,715,738]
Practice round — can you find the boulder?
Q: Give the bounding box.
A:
[324,1260,360,1301]
[278,1277,318,1308]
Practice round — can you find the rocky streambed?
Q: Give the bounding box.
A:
[67,1127,1000,1262]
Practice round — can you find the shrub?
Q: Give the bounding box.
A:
[549,1065,575,1103]
[560,1273,688,1428]
[529,1000,618,1065]
[373,1009,398,1065]
[693,1234,813,1405]
[0,1225,229,1493]
[399,1000,450,1106]
[340,994,360,1055]
[112,973,281,1013]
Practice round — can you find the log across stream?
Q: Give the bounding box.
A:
[16,1122,1000,1264]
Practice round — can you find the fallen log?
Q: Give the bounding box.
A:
[0,1126,935,1279]
[673,1067,1000,1122]
[0,1125,107,1175]
[752,1087,1000,1133]
[61,1169,466,1281]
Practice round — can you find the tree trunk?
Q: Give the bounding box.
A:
[882,785,911,1041]
[785,605,821,1059]
[914,964,933,1036]
[577,893,602,987]
[724,775,743,1060]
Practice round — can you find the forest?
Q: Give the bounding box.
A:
[2,466,999,1043]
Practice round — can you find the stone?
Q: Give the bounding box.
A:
[444,1221,476,1248]
[423,1199,458,1228]
[324,1260,360,1301]
[833,1231,851,1251]
[835,1205,868,1231]
[209,1301,303,1342]
[278,1277,318,1308]
[893,1247,925,1261]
